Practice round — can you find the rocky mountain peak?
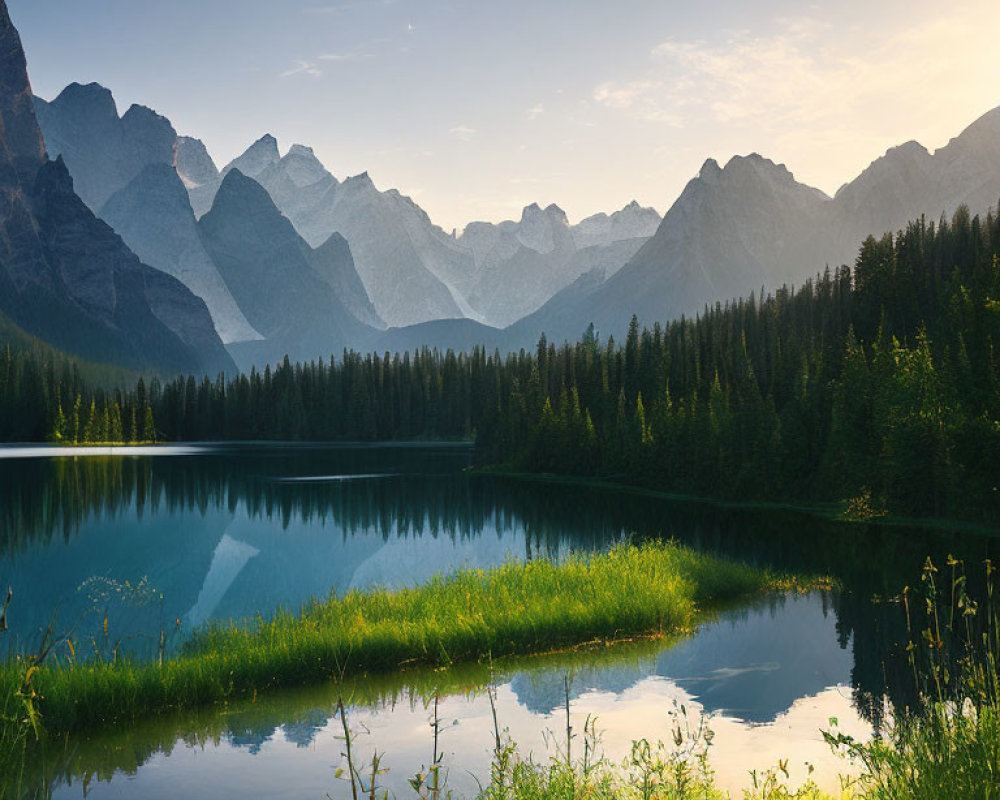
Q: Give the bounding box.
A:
[517,201,570,254]
[224,134,280,180]
[520,202,542,220]
[211,168,273,214]
[544,203,568,221]
[343,170,375,191]
[724,153,794,182]
[176,136,219,185]
[698,158,722,181]
[121,103,171,130]
[572,200,662,251]
[49,81,117,121]
[611,200,658,221]
[287,143,316,158]
[707,153,829,203]
[280,143,334,188]
[889,140,931,160]
[940,105,1000,152]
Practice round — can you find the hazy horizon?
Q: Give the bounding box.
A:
[10,0,1000,232]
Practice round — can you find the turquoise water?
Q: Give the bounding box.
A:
[2,443,996,798]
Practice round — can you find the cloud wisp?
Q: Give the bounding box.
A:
[589,2,1000,195]
[448,124,478,141]
[280,59,323,78]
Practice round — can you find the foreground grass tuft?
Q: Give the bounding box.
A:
[1,542,795,735]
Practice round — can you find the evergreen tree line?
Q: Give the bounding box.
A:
[481,205,1000,521]
[1,205,998,520]
[0,348,155,444]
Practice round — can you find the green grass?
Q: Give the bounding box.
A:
[835,702,1000,800]
[0,542,804,737]
[820,557,1000,800]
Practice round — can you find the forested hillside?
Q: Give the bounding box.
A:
[2,206,998,521]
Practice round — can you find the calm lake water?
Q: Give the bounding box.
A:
[2,444,997,798]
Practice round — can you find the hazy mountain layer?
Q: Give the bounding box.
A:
[100,163,263,344]
[198,169,376,370]
[456,201,659,327]
[26,63,1000,367]
[219,140,466,328]
[518,111,1000,348]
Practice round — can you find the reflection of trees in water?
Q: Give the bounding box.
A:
[5,451,1000,796]
[0,452,627,558]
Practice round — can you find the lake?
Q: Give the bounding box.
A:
[2,443,997,798]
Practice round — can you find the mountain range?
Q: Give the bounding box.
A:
[7,0,1000,374]
[0,2,232,377]
[519,112,1000,348]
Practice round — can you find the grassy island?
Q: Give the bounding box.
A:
[1,542,815,740]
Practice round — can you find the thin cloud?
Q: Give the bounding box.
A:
[448,124,477,141]
[595,6,1000,134]
[527,103,545,119]
[303,1,396,14]
[281,59,323,78]
[319,52,374,62]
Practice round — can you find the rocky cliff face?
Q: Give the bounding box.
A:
[0,1,233,376]
[305,231,382,330]
[32,79,384,360]
[284,168,467,327]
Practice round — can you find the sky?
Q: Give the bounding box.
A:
[9,0,1000,233]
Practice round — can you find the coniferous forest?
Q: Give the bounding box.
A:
[2,206,998,522]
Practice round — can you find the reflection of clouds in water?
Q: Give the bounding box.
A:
[194,677,866,800]
[53,595,867,800]
[686,662,782,680]
[509,594,852,724]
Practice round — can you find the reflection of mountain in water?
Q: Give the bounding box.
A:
[0,447,625,654]
[1,444,998,719]
[185,532,260,627]
[510,593,852,724]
